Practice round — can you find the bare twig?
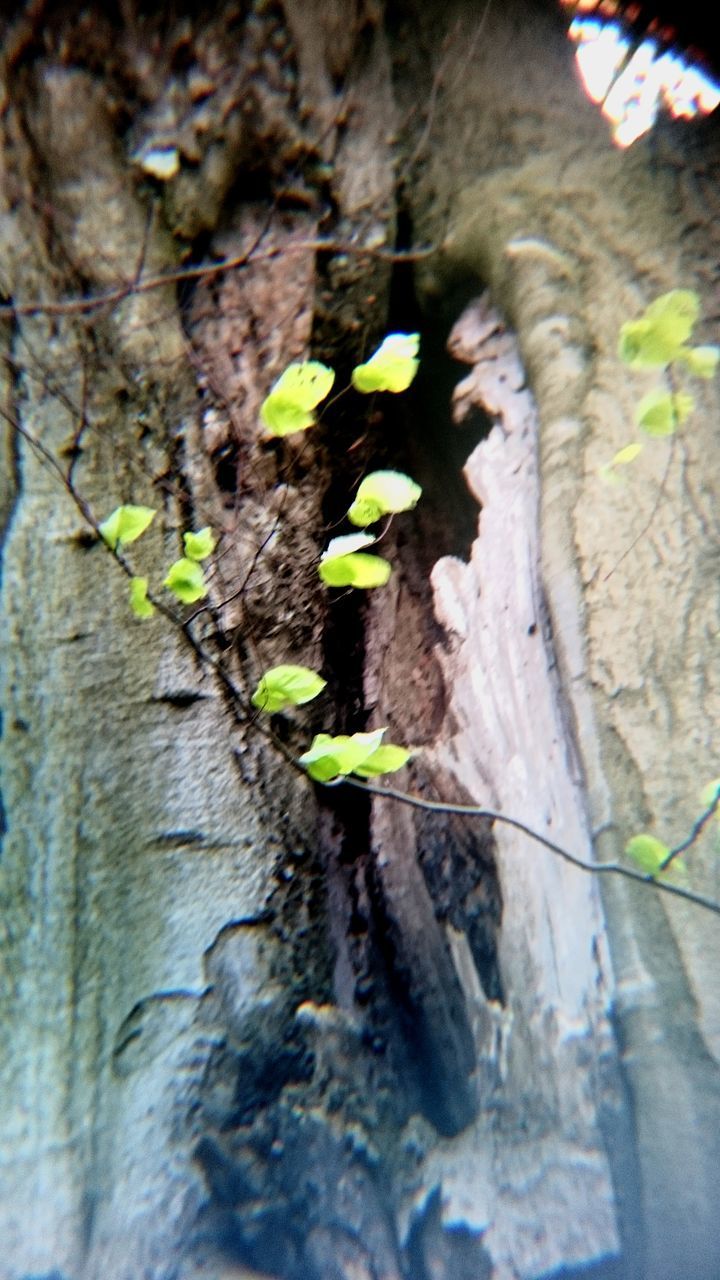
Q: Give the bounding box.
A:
[661,785,720,871]
[0,238,435,321]
[341,776,720,918]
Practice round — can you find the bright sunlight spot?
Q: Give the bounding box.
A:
[561,8,720,146]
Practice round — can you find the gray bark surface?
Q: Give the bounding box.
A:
[1,2,719,1279]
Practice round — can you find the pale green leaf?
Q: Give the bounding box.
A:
[619,290,700,369]
[99,504,156,550]
[618,320,665,368]
[251,665,326,714]
[163,557,208,603]
[183,527,216,562]
[299,729,387,782]
[645,288,699,335]
[611,443,643,466]
[318,553,392,588]
[671,391,694,423]
[354,743,414,777]
[625,833,669,874]
[351,333,420,393]
[348,470,423,526]
[680,345,720,379]
[260,361,335,436]
[319,532,391,587]
[260,398,316,435]
[129,576,155,618]
[625,833,685,876]
[635,388,694,436]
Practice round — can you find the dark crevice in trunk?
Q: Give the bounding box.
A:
[309,228,505,1139]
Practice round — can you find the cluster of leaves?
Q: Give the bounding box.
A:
[99,504,216,614]
[602,289,718,479]
[260,335,422,589]
[250,665,413,782]
[98,335,420,784]
[259,333,419,438]
[93,318,720,902]
[251,335,423,780]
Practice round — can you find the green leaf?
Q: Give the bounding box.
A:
[679,345,720,379]
[611,443,643,466]
[319,553,392,588]
[618,320,665,369]
[351,333,420,393]
[129,576,155,618]
[348,470,423,526]
[183,527,216,561]
[299,729,387,782]
[618,290,700,368]
[318,531,392,588]
[260,361,335,436]
[625,833,685,876]
[251,665,326,714]
[635,388,694,435]
[99,504,156,550]
[163,557,208,603]
[354,744,413,777]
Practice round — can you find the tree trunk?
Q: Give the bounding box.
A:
[1,2,719,1279]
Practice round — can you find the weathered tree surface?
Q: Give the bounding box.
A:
[1,2,719,1279]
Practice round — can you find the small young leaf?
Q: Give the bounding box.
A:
[164,557,208,603]
[354,744,413,777]
[348,470,423,526]
[319,531,391,588]
[645,288,699,336]
[318,553,392,588]
[251,665,326,714]
[129,576,155,618]
[635,389,694,436]
[618,291,700,369]
[618,320,668,369]
[611,443,644,466]
[680,345,720,379]
[625,833,685,876]
[260,361,335,436]
[99,504,156,550]
[351,333,420,394]
[183,527,216,562]
[299,729,387,782]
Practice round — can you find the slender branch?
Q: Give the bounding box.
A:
[341,777,720,917]
[0,238,435,321]
[660,786,720,871]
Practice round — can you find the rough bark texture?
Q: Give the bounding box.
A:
[1,2,719,1279]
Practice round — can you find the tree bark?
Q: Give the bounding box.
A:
[1,2,719,1279]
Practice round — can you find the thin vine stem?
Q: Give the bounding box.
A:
[0,238,435,321]
[660,786,720,871]
[340,777,720,918]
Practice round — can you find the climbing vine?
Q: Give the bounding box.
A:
[2,264,718,914]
